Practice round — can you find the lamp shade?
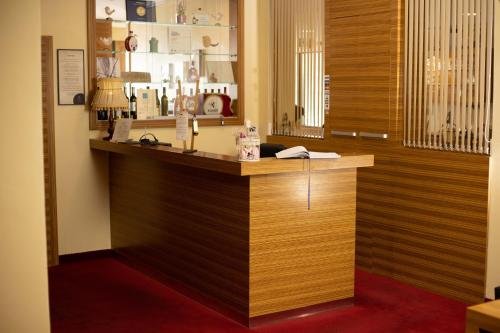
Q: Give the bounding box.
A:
[92,78,129,110]
[121,71,152,83]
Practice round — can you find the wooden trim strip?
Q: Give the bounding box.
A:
[41,35,59,267]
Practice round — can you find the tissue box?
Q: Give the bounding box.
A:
[238,137,260,162]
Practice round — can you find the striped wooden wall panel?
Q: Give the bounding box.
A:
[328,0,392,19]
[249,169,357,317]
[109,153,250,318]
[355,146,488,304]
[328,10,393,134]
[41,36,59,267]
[268,136,489,305]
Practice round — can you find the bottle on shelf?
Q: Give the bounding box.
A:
[169,97,175,116]
[187,61,199,82]
[174,89,182,115]
[130,87,137,120]
[221,86,232,117]
[161,87,169,116]
[122,86,130,118]
[155,89,161,116]
[185,88,197,114]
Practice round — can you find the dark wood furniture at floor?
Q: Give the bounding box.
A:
[466,301,500,333]
[42,35,58,267]
[90,139,373,326]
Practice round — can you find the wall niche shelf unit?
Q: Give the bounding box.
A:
[87,0,244,130]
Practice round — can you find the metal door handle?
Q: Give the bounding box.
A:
[359,132,389,139]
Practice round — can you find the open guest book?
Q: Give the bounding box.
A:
[276,146,341,159]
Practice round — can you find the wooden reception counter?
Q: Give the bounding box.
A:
[90,139,374,326]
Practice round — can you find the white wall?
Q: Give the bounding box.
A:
[0,1,51,332]
[41,0,263,255]
[42,0,112,255]
[486,2,500,300]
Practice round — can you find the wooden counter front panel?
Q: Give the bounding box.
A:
[109,153,250,317]
[249,169,357,317]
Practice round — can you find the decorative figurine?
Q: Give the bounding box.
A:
[176,0,187,24]
[149,37,158,53]
[202,35,220,48]
[105,6,115,20]
[187,61,199,82]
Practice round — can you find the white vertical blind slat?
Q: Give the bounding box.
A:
[484,0,494,154]
[466,0,475,152]
[478,0,487,153]
[404,0,493,154]
[417,0,425,147]
[404,0,410,146]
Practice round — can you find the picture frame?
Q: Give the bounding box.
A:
[57,49,85,106]
[126,0,156,22]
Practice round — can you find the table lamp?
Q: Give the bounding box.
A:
[92,77,129,141]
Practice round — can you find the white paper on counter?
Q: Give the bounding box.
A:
[176,111,189,141]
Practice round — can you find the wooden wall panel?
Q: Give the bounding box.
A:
[109,153,250,318]
[328,0,392,19]
[267,0,489,306]
[41,36,58,267]
[249,169,357,317]
[327,5,393,134]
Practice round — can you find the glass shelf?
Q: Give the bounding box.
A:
[90,0,243,130]
[129,81,237,85]
[96,50,237,57]
[109,19,237,30]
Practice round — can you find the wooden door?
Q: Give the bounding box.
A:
[42,36,59,267]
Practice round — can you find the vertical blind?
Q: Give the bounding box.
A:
[404,0,494,154]
[271,0,325,138]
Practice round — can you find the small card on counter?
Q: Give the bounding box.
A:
[176,111,189,141]
[111,119,133,143]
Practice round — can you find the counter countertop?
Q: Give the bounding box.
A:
[90,139,374,176]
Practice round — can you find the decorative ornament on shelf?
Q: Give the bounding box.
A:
[125,31,138,52]
[149,37,158,53]
[187,61,199,83]
[104,6,115,20]
[208,73,218,83]
[202,35,220,48]
[176,0,187,24]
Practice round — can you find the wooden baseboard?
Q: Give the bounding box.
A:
[58,249,113,264]
[249,298,354,328]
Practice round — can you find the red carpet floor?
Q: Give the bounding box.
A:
[49,258,467,333]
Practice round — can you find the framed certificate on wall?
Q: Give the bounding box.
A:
[57,49,85,106]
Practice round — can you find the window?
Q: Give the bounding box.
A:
[404,0,494,154]
[270,0,325,138]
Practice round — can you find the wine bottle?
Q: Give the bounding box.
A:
[221,86,232,117]
[174,89,182,115]
[155,89,161,116]
[122,87,130,118]
[161,87,169,116]
[185,88,197,114]
[130,87,137,119]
